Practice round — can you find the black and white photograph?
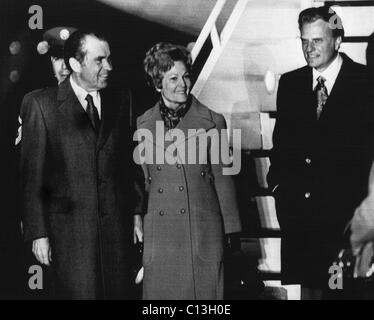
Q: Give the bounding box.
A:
[0,0,373,304]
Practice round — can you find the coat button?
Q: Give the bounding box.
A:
[304,192,311,199]
[159,210,165,216]
[180,208,186,214]
[176,164,182,169]
[148,176,152,182]
[179,186,184,191]
[157,166,162,171]
[200,171,206,177]
[158,188,163,193]
[305,158,312,164]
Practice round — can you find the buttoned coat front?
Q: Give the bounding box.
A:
[19,79,139,299]
[136,96,241,299]
[267,54,373,287]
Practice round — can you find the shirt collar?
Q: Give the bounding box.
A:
[69,76,101,117]
[312,53,343,94]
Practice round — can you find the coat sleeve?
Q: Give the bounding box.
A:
[210,114,242,234]
[267,74,286,191]
[131,114,148,215]
[19,93,49,242]
[121,89,147,216]
[133,163,148,215]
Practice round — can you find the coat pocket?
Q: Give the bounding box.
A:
[193,206,224,263]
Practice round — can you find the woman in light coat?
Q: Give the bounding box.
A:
[135,42,242,299]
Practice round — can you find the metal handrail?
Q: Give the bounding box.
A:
[191,0,227,63]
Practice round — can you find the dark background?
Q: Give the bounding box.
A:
[0,0,267,300]
[0,0,193,299]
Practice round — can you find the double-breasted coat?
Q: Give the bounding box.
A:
[136,96,242,299]
[19,79,140,299]
[267,54,374,287]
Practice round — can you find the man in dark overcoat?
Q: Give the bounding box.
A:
[19,31,143,299]
[267,6,373,299]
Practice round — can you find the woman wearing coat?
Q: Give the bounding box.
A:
[135,42,242,299]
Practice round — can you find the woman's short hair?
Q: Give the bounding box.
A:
[143,42,192,90]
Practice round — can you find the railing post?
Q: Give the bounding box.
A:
[191,0,227,63]
[210,24,221,48]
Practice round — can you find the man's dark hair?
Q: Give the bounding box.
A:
[298,6,344,39]
[64,30,107,72]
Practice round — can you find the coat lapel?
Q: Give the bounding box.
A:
[137,101,163,140]
[173,96,216,147]
[137,96,216,154]
[96,88,118,151]
[299,67,317,121]
[57,79,96,145]
[136,101,168,156]
[294,57,354,123]
[57,80,120,151]
[318,55,352,122]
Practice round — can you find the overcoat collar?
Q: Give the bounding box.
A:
[137,95,216,150]
[57,77,117,150]
[317,53,355,121]
[302,53,356,121]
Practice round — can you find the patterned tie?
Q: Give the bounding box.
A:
[85,94,100,135]
[315,76,328,120]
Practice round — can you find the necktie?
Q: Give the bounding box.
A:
[314,76,328,120]
[85,94,100,134]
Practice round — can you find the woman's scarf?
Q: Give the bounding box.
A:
[159,96,191,131]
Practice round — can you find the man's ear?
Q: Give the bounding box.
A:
[69,57,81,73]
[334,36,342,51]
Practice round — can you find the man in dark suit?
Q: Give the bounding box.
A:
[19,31,143,299]
[17,26,77,300]
[267,7,373,299]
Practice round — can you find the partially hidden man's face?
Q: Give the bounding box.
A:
[51,57,70,84]
[77,35,113,91]
[300,19,341,72]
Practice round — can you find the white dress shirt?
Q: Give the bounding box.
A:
[270,55,344,194]
[70,76,101,119]
[312,53,343,95]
